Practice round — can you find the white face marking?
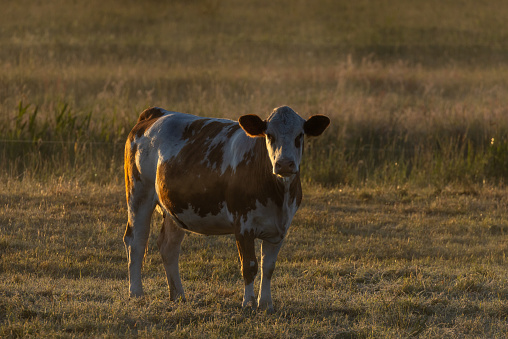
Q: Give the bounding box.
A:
[264,107,306,177]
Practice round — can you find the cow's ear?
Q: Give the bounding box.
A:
[304,115,330,137]
[239,114,267,138]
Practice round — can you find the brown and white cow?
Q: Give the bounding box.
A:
[123,105,329,312]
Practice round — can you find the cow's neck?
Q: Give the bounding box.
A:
[267,160,302,235]
[252,139,302,208]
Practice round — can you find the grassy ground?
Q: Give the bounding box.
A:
[2,0,508,337]
[1,180,507,337]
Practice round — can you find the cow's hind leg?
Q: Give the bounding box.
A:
[157,213,186,301]
[257,240,283,314]
[235,230,258,310]
[124,188,156,297]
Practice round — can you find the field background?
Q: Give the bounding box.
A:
[1,0,507,337]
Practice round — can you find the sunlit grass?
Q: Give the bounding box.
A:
[1,179,507,337]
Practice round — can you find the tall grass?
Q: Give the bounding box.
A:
[1,101,124,183]
[2,0,508,186]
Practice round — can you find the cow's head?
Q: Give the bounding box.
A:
[239,106,330,178]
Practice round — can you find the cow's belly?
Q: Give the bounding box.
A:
[160,197,297,243]
[170,204,235,235]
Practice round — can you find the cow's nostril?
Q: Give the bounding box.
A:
[275,159,296,176]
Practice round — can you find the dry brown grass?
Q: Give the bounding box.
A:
[1,179,507,337]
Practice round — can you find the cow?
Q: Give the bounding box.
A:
[123,105,330,313]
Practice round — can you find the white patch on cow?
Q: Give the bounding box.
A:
[144,111,205,161]
[220,132,257,174]
[152,112,198,162]
[239,200,283,243]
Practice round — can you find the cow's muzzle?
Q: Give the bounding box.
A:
[274,159,296,177]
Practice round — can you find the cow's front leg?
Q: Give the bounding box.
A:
[257,239,283,313]
[157,214,186,301]
[235,230,258,309]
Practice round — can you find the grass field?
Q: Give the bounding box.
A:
[1,0,508,337]
[1,180,507,337]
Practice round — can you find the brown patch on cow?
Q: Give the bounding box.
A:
[127,107,165,142]
[160,135,283,217]
[181,119,238,142]
[137,107,164,122]
[181,119,207,140]
[226,139,285,218]
[157,119,231,217]
[235,229,258,285]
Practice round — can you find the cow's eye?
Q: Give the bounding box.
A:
[295,134,303,148]
[266,134,275,143]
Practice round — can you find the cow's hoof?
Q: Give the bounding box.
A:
[257,302,275,315]
[242,296,257,311]
[170,294,186,302]
[129,289,144,298]
[259,307,275,315]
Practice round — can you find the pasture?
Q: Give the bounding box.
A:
[1,0,508,337]
[1,180,507,337]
